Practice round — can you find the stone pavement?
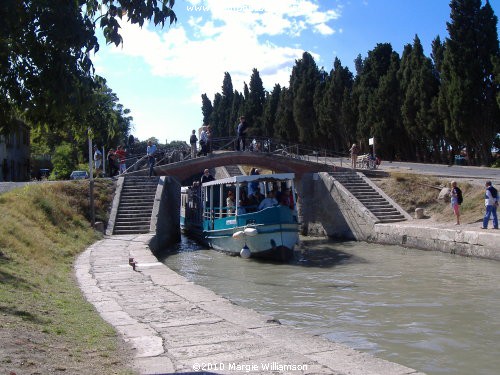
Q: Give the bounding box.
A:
[75,234,423,375]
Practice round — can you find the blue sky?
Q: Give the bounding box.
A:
[93,0,498,145]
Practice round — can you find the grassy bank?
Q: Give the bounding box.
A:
[0,181,134,375]
[373,172,486,224]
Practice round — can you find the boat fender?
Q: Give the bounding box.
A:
[232,231,245,239]
[240,245,251,259]
[243,227,258,237]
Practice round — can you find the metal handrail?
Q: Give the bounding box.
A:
[121,137,352,174]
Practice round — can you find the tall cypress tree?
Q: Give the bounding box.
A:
[210,93,224,137]
[230,90,244,136]
[246,68,266,136]
[354,43,395,151]
[262,84,281,138]
[201,93,213,127]
[439,0,499,164]
[290,52,321,144]
[221,72,234,136]
[399,36,440,161]
[371,52,404,160]
[274,87,296,142]
[317,58,354,152]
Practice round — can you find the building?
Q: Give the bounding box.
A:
[0,121,30,181]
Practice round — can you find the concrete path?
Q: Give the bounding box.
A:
[75,234,423,375]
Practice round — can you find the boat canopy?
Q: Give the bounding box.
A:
[201,173,295,187]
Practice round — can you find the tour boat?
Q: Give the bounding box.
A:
[180,173,299,260]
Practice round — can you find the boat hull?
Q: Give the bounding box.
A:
[206,223,298,261]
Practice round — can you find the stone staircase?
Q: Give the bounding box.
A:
[224,165,243,177]
[113,176,159,234]
[331,171,407,223]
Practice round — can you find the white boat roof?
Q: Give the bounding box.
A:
[202,173,295,187]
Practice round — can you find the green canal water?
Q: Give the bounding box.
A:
[161,236,500,375]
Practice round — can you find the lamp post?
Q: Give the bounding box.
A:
[88,128,95,227]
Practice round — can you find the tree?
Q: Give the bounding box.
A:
[274,88,297,142]
[51,142,78,180]
[399,36,440,161]
[439,0,500,164]
[372,52,404,161]
[353,43,395,151]
[262,84,281,138]
[210,93,224,136]
[201,94,213,126]
[245,68,266,136]
[290,52,321,144]
[1,0,177,134]
[317,58,354,151]
[221,72,234,135]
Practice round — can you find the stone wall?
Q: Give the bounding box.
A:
[372,224,500,261]
[298,172,379,240]
[149,176,181,253]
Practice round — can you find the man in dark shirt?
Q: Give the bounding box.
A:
[236,116,248,151]
[200,169,214,184]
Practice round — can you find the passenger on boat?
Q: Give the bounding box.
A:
[279,188,294,209]
[226,190,235,215]
[258,191,278,210]
[237,200,246,214]
[246,193,258,212]
[254,188,265,204]
[248,168,260,196]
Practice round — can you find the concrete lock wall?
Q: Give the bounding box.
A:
[298,172,378,240]
[299,173,500,261]
[149,176,181,253]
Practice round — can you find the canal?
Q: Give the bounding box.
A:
[161,236,500,375]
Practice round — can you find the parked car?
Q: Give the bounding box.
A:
[70,170,89,180]
[38,168,50,180]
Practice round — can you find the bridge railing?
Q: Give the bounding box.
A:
[122,137,349,175]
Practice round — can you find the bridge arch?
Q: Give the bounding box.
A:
[147,151,337,183]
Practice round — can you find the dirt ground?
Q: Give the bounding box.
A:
[0,314,135,375]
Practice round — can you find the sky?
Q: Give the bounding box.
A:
[92,0,499,145]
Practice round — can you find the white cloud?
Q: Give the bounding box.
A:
[103,0,341,99]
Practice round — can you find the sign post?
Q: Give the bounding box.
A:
[369,137,375,157]
[88,128,95,227]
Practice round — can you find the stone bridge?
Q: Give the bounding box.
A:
[146,151,338,183]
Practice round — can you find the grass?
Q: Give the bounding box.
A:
[0,180,134,374]
[373,172,486,224]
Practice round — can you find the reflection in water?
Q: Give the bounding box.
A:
[161,236,500,375]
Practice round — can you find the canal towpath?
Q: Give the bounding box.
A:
[75,233,424,375]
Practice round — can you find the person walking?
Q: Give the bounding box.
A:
[189,130,198,159]
[107,148,118,177]
[146,140,157,177]
[450,181,462,225]
[114,145,127,174]
[349,143,359,169]
[481,180,498,229]
[236,116,248,151]
[93,145,102,177]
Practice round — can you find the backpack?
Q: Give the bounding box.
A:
[456,187,463,205]
[488,186,498,199]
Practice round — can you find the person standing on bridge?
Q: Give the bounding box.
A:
[349,143,359,169]
[198,126,208,156]
[236,116,248,151]
[481,181,498,229]
[146,140,157,177]
[189,130,198,159]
